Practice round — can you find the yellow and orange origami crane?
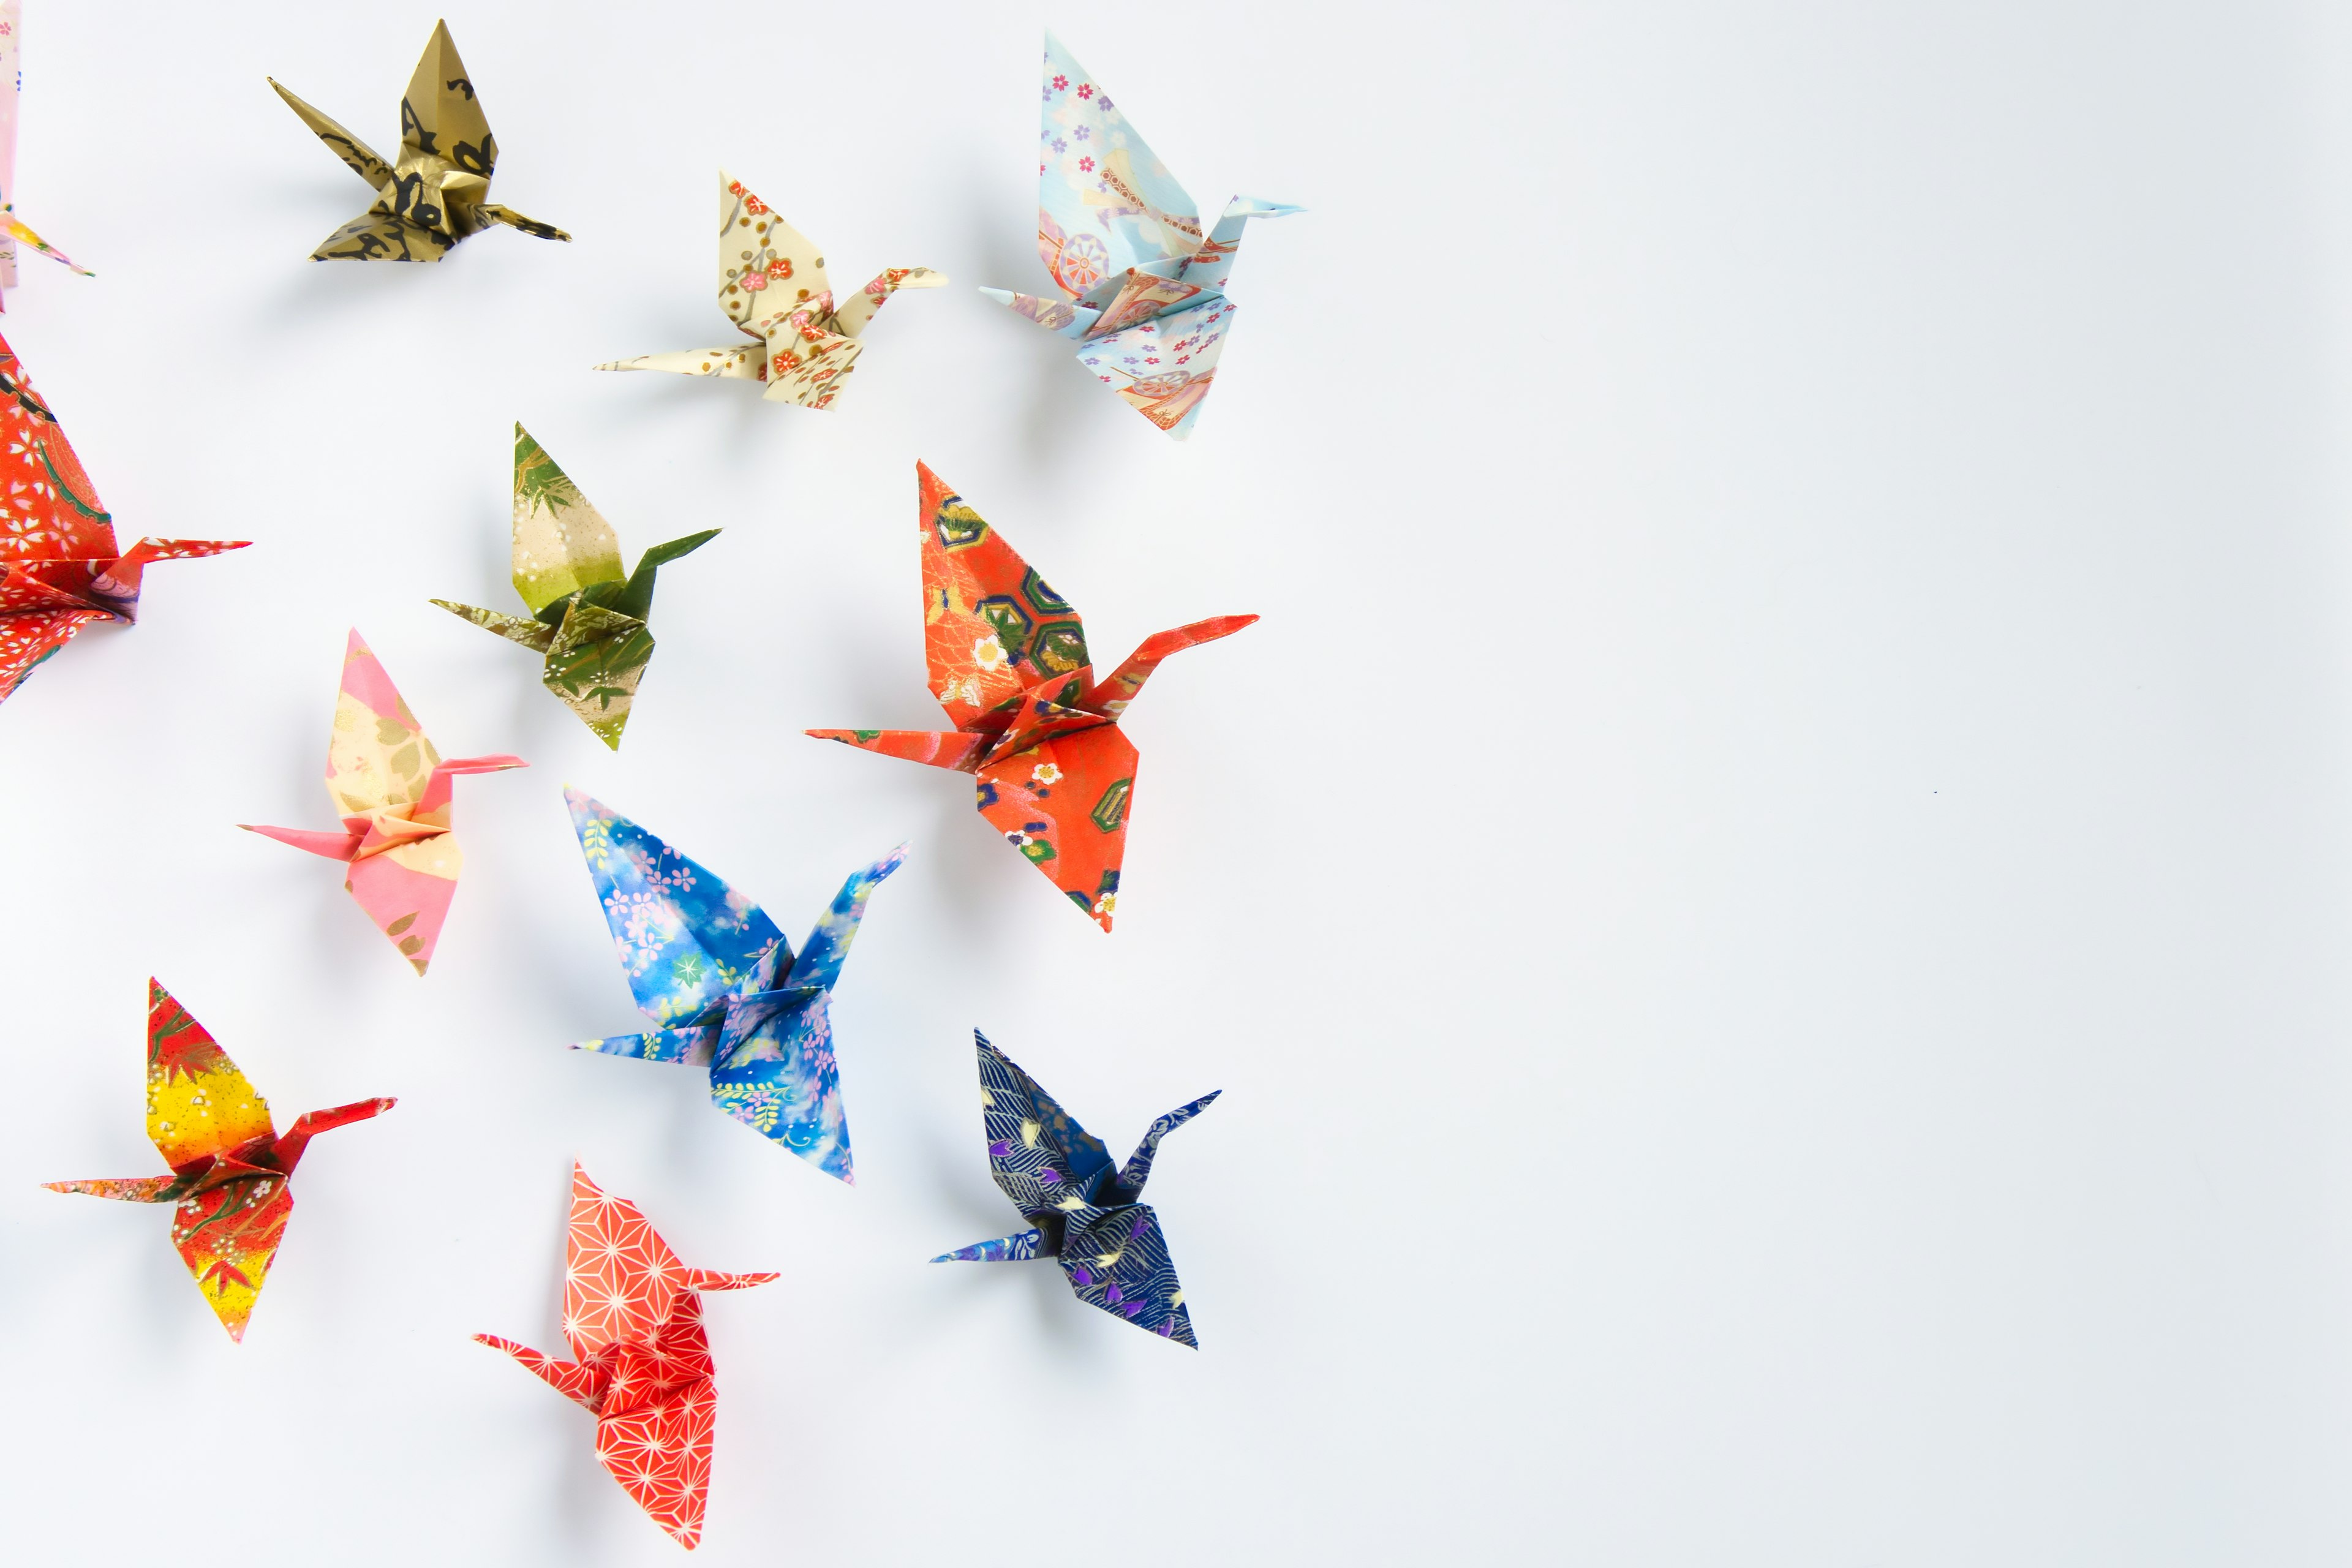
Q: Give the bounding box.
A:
[809,464,1253,931]
[243,630,525,974]
[47,981,394,1341]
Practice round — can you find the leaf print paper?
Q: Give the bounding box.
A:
[241,630,526,974]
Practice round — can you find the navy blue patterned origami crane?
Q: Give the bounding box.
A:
[932,1030,1218,1346]
[567,788,903,1183]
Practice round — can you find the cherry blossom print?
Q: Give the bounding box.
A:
[565,790,903,1183]
[240,630,526,974]
[990,33,1301,436]
[596,170,942,409]
[0,331,246,704]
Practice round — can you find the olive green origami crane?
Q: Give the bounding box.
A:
[267,20,569,262]
[432,426,717,748]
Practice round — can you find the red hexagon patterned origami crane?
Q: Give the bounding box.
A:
[475,1164,777,1550]
[807,462,1254,932]
[0,332,246,706]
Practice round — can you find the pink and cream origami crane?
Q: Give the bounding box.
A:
[475,1164,777,1549]
[0,0,93,295]
[243,630,524,974]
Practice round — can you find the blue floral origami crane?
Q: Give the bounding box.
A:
[984,32,1302,439]
[566,789,902,1183]
[933,1031,1218,1345]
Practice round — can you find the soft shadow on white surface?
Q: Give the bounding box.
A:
[6,1,2352,1565]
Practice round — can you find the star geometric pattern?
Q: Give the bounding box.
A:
[475,1164,777,1549]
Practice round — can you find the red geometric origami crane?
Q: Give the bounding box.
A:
[475,1164,777,1549]
[807,462,1254,931]
[45,979,394,1341]
[0,331,246,704]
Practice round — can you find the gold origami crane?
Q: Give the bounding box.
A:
[267,20,568,262]
[595,170,941,409]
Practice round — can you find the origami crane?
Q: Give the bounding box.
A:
[0,0,92,298]
[983,33,1300,438]
[0,333,245,706]
[595,170,942,409]
[568,789,902,1183]
[934,1030,1217,1347]
[432,425,715,748]
[268,20,569,262]
[807,462,1253,932]
[243,630,525,974]
[475,1163,775,1549]
[46,980,394,1341]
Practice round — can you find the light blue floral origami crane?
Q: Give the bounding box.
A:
[565,788,903,1183]
[982,32,1301,439]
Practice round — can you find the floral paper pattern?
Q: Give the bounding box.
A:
[475,1164,776,1549]
[981,33,1300,438]
[808,463,1254,932]
[567,790,904,1183]
[0,332,243,705]
[45,980,393,1341]
[241,630,526,974]
[597,170,943,409]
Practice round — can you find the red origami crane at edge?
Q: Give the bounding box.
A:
[808,461,1254,931]
[475,1164,777,1550]
[0,331,246,704]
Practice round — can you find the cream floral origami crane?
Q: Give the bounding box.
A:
[595,171,941,409]
[0,0,92,298]
[268,20,569,262]
[475,1164,776,1549]
[433,424,717,748]
[243,630,526,974]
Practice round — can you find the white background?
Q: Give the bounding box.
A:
[1,0,2348,1561]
